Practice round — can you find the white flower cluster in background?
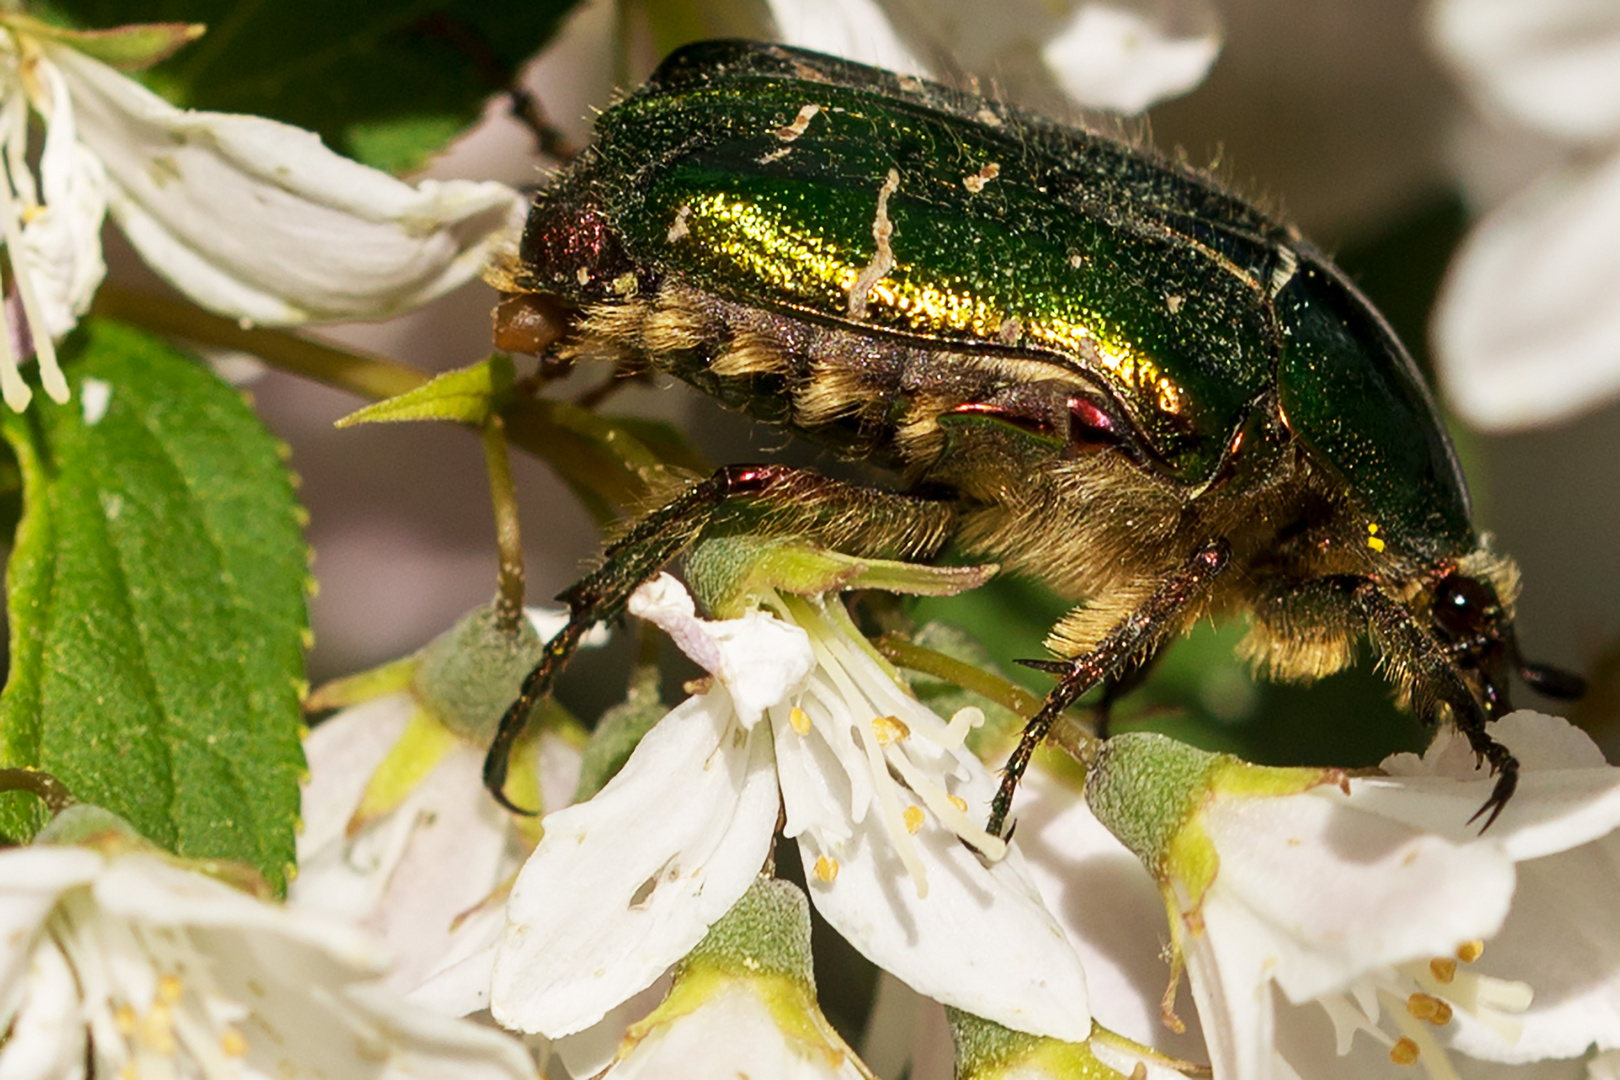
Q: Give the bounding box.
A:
[1429,0,1620,428]
[0,810,538,1080]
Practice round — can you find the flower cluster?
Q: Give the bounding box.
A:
[1429,0,1620,428]
[3,4,1618,1080]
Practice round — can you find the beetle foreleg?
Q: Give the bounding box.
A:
[1348,579,1516,830]
[988,540,1232,839]
[482,463,954,812]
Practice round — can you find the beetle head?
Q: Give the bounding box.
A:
[1429,568,1585,716]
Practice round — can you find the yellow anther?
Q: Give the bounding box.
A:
[1389,1036,1420,1066]
[1429,957,1457,984]
[221,1028,249,1057]
[157,974,183,1004]
[120,1064,137,1080]
[903,806,925,834]
[813,855,839,882]
[115,1004,137,1034]
[789,706,812,735]
[871,715,910,745]
[140,1006,177,1055]
[1406,993,1452,1025]
[948,794,968,813]
[1367,523,1385,551]
[1456,940,1485,964]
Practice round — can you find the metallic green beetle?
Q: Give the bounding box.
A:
[486,40,1582,831]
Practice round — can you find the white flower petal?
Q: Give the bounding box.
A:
[15,57,106,341]
[1445,834,1620,1062]
[1434,149,1620,429]
[296,693,416,861]
[1371,714,1620,861]
[1430,0,1620,143]
[1041,4,1221,114]
[92,853,389,973]
[0,943,85,1080]
[491,694,779,1037]
[50,44,524,327]
[629,574,815,727]
[355,746,518,993]
[765,0,929,78]
[1202,787,1517,1006]
[1014,771,1206,1056]
[606,981,868,1080]
[552,978,670,1080]
[1,843,538,1080]
[404,901,504,1017]
[339,982,541,1080]
[0,847,101,995]
[796,752,1091,1042]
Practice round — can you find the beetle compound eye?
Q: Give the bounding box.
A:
[1067,396,1122,451]
[1432,574,1498,640]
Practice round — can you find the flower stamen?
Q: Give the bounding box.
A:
[782,592,1010,896]
[1319,939,1533,1079]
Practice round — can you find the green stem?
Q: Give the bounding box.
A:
[483,413,526,634]
[91,286,429,400]
[874,633,1045,719]
[0,768,75,814]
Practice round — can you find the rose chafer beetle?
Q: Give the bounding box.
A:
[486,39,1583,832]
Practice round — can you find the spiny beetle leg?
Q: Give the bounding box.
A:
[988,539,1231,839]
[482,463,953,812]
[1348,578,1515,832]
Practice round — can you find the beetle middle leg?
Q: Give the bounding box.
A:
[482,463,955,811]
[988,540,1232,839]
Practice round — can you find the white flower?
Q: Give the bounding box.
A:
[0,15,525,411]
[761,0,1220,115]
[491,572,1091,1045]
[606,976,874,1080]
[0,808,538,1080]
[596,877,875,1080]
[292,607,589,1011]
[1081,713,1620,1080]
[1428,0,1620,429]
[291,692,580,1004]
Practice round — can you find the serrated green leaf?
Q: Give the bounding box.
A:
[0,322,309,892]
[48,0,584,172]
[336,353,513,428]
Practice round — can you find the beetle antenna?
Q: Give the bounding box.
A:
[1518,659,1588,700]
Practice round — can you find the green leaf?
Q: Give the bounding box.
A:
[0,322,309,892]
[335,353,513,427]
[47,0,583,172]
